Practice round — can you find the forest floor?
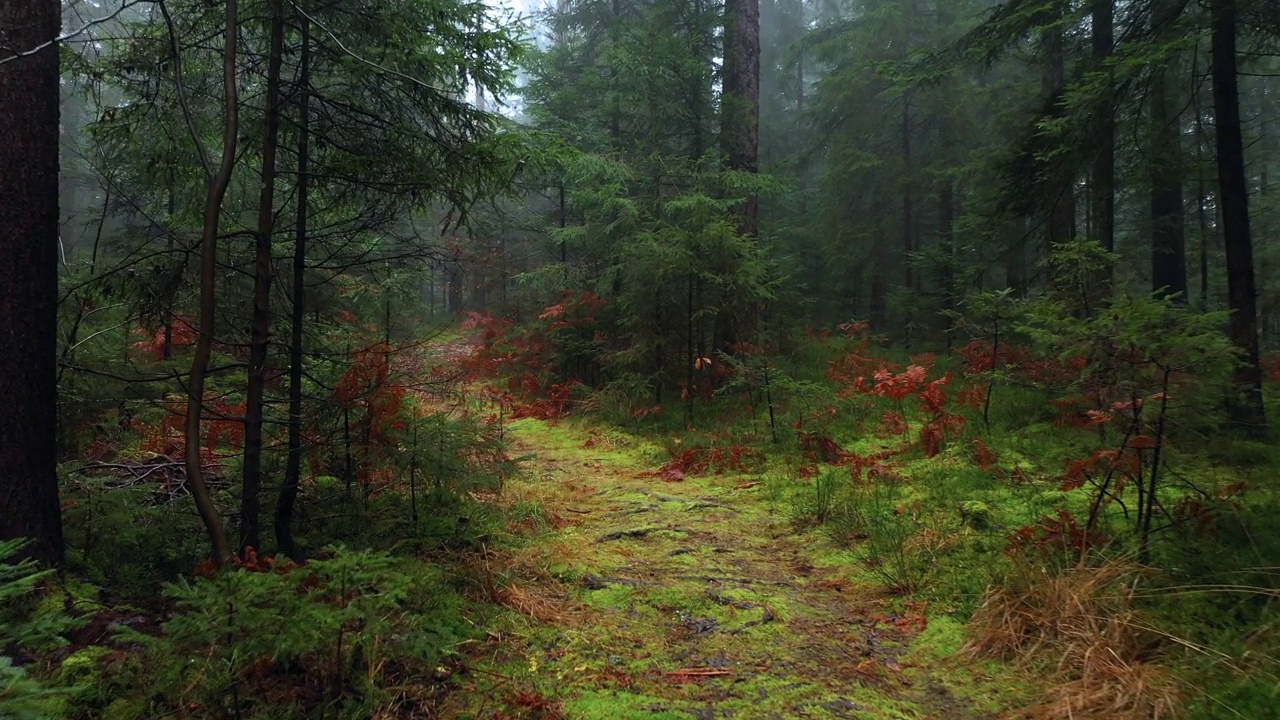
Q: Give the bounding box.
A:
[439,416,1027,720]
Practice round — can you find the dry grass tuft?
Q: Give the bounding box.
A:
[464,547,587,627]
[965,558,1182,720]
[581,428,632,450]
[492,581,580,625]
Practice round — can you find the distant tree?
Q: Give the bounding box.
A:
[0,0,66,566]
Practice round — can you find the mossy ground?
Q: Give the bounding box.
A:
[441,417,1029,719]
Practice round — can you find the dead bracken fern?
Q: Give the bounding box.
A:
[964,559,1182,719]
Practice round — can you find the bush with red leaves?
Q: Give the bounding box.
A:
[643,444,766,481]
[464,291,608,418]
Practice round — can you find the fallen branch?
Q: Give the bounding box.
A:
[597,526,692,542]
[664,668,733,677]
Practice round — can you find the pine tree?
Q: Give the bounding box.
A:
[0,0,65,567]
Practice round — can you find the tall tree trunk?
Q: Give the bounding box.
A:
[902,94,914,292]
[719,0,759,350]
[610,0,622,142]
[1193,52,1214,311]
[447,266,463,312]
[242,0,285,554]
[869,216,889,330]
[1091,0,1115,295]
[1209,0,1267,431]
[939,180,956,345]
[1007,222,1029,295]
[558,182,567,263]
[1043,3,1075,250]
[275,14,310,561]
[690,0,706,160]
[185,0,240,567]
[164,170,178,360]
[1150,0,1187,302]
[1197,165,1211,310]
[0,0,65,567]
[721,0,760,232]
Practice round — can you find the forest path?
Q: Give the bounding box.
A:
[443,416,1010,720]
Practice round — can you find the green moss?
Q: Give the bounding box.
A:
[100,698,148,720]
[58,646,110,687]
[583,585,636,610]
[958,501,995,531]
[907,616,966,660]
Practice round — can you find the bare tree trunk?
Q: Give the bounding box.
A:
[721,0,760,233]
[1192,50,1215,310]
[1149,0,1187,302]
[242,0,285,554]
[0,0,65,567]
[902,94,914,292]
[1091,0,1115,297]
[1043,3,1075,251]
[1007,222,1029,295]
[558,182,567,263]
[1209,0,1267,432]
[447,266,463,313]
[185,0,240,567]
[719,0,759,349]
[939,180,956,345]
[276,13,310,561]
[869,216,889,331]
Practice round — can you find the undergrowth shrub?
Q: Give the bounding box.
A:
[0,540,78,719]
[61,475,211,593]
[111,546,476,720]
[643,442,765,481]
[463,290,608,418]
[791,467,845,528]
[843,478,934,593]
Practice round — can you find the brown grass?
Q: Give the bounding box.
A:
[964,558,1182,720]
[463,546,587,627]
[491,581,581,625]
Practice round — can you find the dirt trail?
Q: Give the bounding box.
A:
[444,418,1009,720]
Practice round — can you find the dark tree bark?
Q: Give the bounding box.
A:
[558,182,567,263]
[690,0,707,161]
[275,9,310,562]
[1209,0,1267,431]
[1007,222,1029,295]
[721,0,760,232]
[1091,0,1115,293]
[1149,0,1187,302]
[939,180,957,345]
[1192,52,1214,310]
[242,0,285,554]
[0,0,65,567]
[184,0,240,567]
[447,266,463,312]
[869,216,889,331]
[902,94,915,292]
[718,0,759,350]
[1043,2,1075,250]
